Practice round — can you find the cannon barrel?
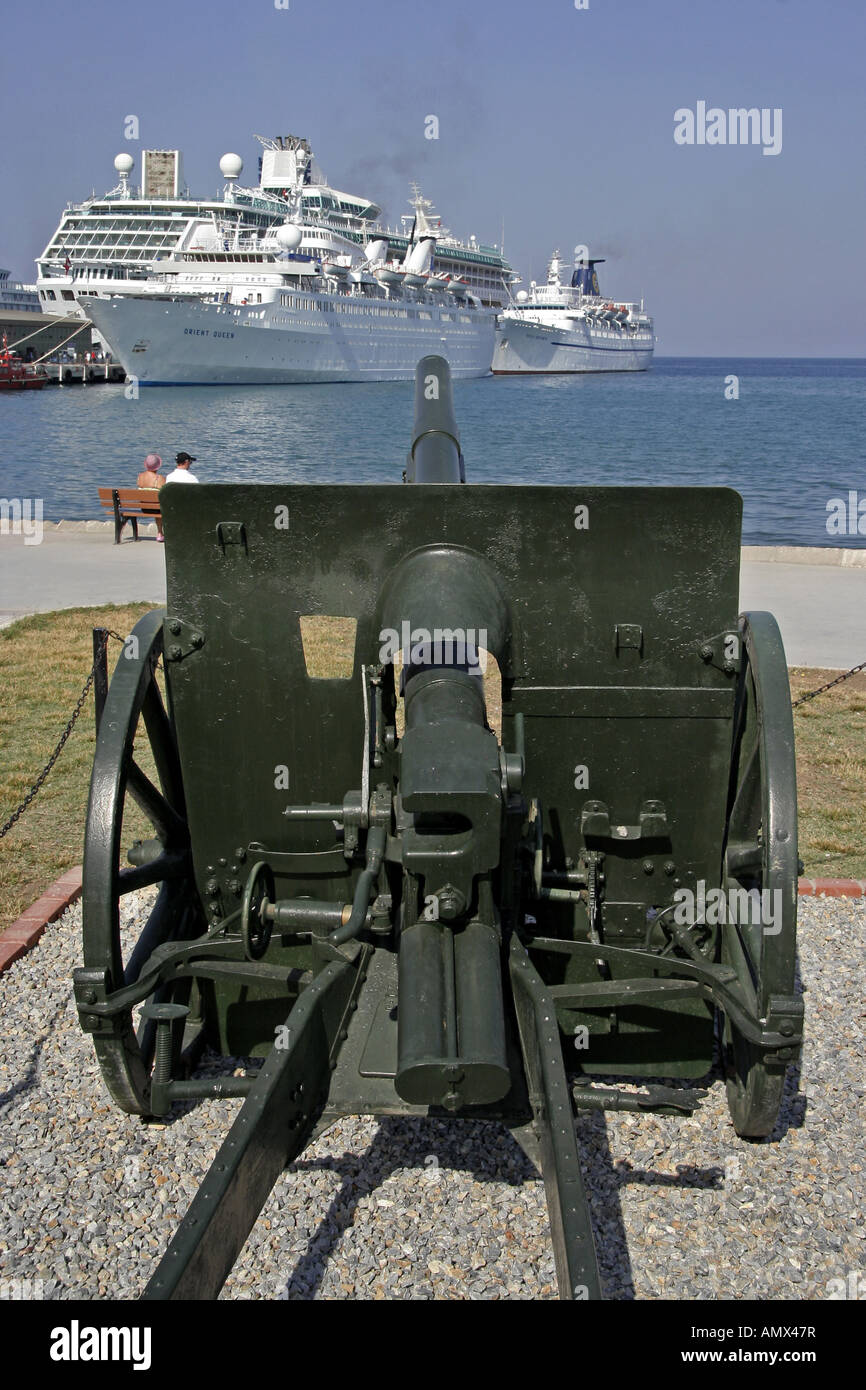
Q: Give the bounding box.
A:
[405,354,465,483]
[396,359,507,1105]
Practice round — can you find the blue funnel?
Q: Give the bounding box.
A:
[571,258,605,295]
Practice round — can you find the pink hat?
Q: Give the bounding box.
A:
[143,453,162,470]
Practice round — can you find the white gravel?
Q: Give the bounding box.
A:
[0,893,862,1301]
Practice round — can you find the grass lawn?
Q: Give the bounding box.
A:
[789,666,866,881]
[0,605,154,930]
[1,607,863,932]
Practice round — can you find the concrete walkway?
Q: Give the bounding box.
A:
[1,525,864,669]
[740,553,866,668]
[0,524,165,628]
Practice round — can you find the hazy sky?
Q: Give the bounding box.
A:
[2,0,863,355]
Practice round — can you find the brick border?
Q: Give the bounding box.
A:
[0,867,861,979]
[0,866,82,977]
[798,877,866,898]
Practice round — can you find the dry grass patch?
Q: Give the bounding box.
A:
[790,667,866,879]
[0,605,154,928]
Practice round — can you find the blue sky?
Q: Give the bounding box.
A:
[2,0,864,354]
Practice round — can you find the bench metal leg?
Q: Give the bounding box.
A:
[112,491,123,545]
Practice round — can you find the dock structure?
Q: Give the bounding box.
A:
[0,304,126,384]
[42,360,126,385]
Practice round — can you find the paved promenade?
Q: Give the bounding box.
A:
[1,525,864,669]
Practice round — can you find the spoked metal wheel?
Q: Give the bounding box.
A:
[720,611,801,1138]
[81,610,201,1114]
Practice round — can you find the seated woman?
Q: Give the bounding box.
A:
[136,453,166,541]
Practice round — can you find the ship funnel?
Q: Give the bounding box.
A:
[572,257,605,295]
[402,235,436,276]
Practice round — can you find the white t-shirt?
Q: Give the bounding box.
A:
[164,468,199,484]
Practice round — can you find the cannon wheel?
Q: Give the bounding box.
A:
[82,609,200,1115]
[720,611,799,1138]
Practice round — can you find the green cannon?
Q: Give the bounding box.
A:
[74,355,802,1300]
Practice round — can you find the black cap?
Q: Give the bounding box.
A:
[175,451,197,464]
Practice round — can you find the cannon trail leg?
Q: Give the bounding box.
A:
[509,937,602,1301]
[142,956,359,1301]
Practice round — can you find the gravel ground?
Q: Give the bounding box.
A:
[0,893,862,1301]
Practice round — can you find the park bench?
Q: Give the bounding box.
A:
[97,486,163,545]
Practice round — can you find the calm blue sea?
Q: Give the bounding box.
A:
[1,358,863,545]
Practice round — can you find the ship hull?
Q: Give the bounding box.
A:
[493,318,653,374]
[0,377,47,390]
[86,294,497,385]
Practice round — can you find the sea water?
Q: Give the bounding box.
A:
[1,358,863,546]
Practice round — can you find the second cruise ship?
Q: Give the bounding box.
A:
[493,251,654,373]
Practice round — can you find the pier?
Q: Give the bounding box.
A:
[42,361,126,385]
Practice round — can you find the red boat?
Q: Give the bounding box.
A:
[0,332,47,390]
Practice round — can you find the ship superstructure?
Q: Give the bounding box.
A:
[35,136,515,338]
[493,251,654,374]
[0,269,40,314]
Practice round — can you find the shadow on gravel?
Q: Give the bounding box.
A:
[268,1112,639,1301]
[0,1000,68,1112]
[273,1115,549,1300]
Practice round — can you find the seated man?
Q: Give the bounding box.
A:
[164,450,200,484]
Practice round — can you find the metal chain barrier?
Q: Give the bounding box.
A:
[792,659,866,709]
[0,628,129,841]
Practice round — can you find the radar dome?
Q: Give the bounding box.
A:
[114,153,135,175]
[275,224,303,251]
[516,290,529,302]
[220,153,243,179]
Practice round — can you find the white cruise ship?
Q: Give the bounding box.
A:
[36,135,515,321]
[82,180,499,383]
[493,251,654,373]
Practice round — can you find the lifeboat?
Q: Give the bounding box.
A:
[374,264,406,287]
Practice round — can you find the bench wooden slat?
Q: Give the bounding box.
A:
[97,486,163,544]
